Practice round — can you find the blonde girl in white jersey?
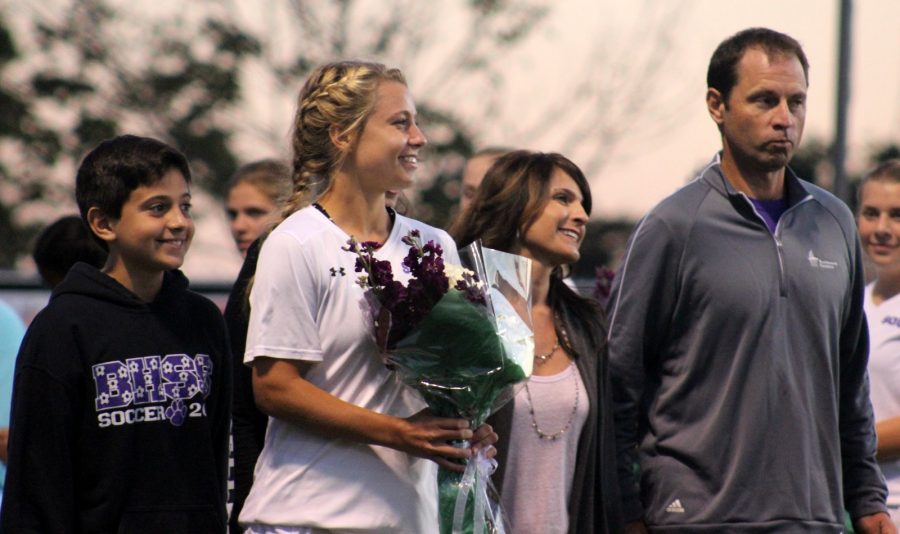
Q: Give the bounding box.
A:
[239,61,496,533]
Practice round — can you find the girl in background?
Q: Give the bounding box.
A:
[224,159,291,530]
[452,150,623,534]
[858,159,900,528]
[225,159,291,257]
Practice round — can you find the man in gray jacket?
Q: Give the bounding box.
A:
[607,27,893,533]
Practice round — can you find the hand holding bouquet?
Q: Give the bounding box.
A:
[345,232,533,534]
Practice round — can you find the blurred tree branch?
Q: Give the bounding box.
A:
[0,0,551,267]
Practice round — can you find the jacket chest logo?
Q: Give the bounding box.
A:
[807,250,838,270]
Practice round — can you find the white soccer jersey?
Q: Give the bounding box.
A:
[865,283,900,506]
[240,206,459,532]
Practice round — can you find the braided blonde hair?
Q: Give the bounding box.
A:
[279,60,406,224]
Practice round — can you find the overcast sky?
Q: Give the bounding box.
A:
[467,0,900,219]
[225,0,900,219]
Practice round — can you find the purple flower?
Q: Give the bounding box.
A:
[402,246,420,274]
[369,258,394,287]
[381,280,407,312]
[593,266,616,306]
[455,278,487,306]
[422,241,442,257]
[401,231,419,247]
[343,232,464,351]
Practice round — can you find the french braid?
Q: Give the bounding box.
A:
[276,60,406,225]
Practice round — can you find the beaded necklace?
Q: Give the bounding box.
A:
[524,365,579,441]
[525,320,579,440]
[533,338,560,366]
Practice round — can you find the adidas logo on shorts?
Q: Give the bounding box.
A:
[665,499,685,513]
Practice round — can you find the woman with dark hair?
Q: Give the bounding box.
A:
[452,150,623,534]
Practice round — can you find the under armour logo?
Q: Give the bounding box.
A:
[330,267,346,277]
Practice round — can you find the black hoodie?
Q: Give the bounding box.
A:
[1,263,231,533]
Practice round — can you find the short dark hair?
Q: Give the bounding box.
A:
[707,27,809,104]
[76,135,191,224]
[32,214,107,288]
[857,159,900,207]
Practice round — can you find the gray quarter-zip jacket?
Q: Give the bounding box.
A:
[607,154,887,532]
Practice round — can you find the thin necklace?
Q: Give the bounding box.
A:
[524,365,579,441]
[312,202,397,249]
[312,201,332,221]
[312,202,396,245]
[533,338,560,365]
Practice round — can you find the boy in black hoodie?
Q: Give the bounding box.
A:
[0,135,231,533]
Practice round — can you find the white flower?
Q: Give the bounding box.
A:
[444,263,479,287]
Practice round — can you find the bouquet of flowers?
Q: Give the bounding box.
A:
[345,231,534,534]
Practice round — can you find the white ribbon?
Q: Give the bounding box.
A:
[450,448,505,534]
